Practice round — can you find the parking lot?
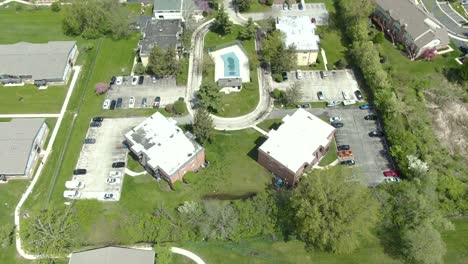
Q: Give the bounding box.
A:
[324,108,393,186]
[70,117,145,201]
[272,70,362,102]
[104,75,185,110]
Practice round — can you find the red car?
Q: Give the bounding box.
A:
[383,170,399,177]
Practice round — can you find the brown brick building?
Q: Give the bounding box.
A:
[124,112,205,183]
[258,109,335,185]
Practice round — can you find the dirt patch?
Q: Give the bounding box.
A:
[430,102,468,156]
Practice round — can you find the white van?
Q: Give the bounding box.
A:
[65,181,85,189]
[63,190,80,199]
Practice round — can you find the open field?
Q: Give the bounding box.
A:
[204,25,260,117]
[0,85,67,114]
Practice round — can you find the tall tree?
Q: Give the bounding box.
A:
[236,0,252,12]
[148,46,165,76]
[283,81,303,105]
[213,4,233,35]
[291,167,379,253]
[401,223,447,264]
[192,108,214,144]
[238,18,256,40]
[197,81,222,112]
[198,201,239,240]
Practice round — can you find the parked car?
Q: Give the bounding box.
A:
[329,116,342,123]
[369,131,384,137]
[288,3,292,10]
[298,3,303,10]
[327,100,342,107]
[73,169,87,175]
[354,90,363,100]
[317,91,324,100]
[301,103,310,109]
[383,170,399,177]
[103,193,115,200]
[141,97,147,108]
[112,162,125,168]
[138,75,144,85]
[337,144,350,151]
[116,76,123,85]
[109,171,123,178]
[116,98,123,109]
[93,117,104,122]
[340,160,355,166]
[283,3,288,10]
[282,71,288,81]
[83,138,96,144]
[129,96,135,108]
[364,114,378,120]
[153,96,161,108]
[63,190,80,199]
[152,76,158,83]
[320,71,327,78]
[102,99,110,110]
[110,100,116,110]
[332,122,344,128]
[106,177,122,185]
[131,76,138,85]
[90,121,102,127]
[384,177,400,183]
[338,150,353,157]
[342,99,356,106]
[296,70,303,80]
[342,91,350,100]
[110,76,116,85]
[359,104,374,110]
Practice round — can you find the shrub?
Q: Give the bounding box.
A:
[272,89,282,99]
[173,100,186,115]
[183,172,198,184]
[82,43,95,52]
[273,73,282,82]
[51,2,61,12]
[165,104,174,113]
[133,63,145,75]
[172,181,183,191]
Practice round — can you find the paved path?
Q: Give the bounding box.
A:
[14,66,82,260]
[0,113,60,118]
[125,168,147,177]
[420,0,468,41]
[171,247,206,264]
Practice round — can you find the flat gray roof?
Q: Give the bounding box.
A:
[69,247,155,264]
[154,0,181,11]
[0,118,45,175]
[139,19,181,56]
[0,41,76,80]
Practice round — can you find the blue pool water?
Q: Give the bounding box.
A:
[220,52,240,77]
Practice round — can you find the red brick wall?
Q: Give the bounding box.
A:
[167,150,205,183]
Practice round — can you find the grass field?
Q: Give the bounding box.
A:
[257,118,282,132]
[318,139,337,166]
[204,25,260,117]
[0,85,67,114]
[241,0,271,13]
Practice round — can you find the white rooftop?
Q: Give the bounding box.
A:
[124,112,202,176]
[259,109,335,173]
[276,16,320,51]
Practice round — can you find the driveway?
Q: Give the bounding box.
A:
[272,70,362,102]
[420,0,468,39]
[266,107,393,187]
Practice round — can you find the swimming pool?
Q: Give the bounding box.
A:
[221,52,240,77]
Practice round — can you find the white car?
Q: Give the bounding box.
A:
[342,91,350,100]
[329,116,342,123]
[129,96,135,108]
[116,76,123,85]
[343,99,356,106]
[63,190,80,199]
[327,100,342,107]
[131,76,138,85]
[106,177,122,185]
[109,171,122,178]
[102,99,110,110]
[296,70,303,80]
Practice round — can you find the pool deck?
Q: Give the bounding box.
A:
[209,44,250,83]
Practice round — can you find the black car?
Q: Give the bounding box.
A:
[317,91,324,100]
[116,98,123,109]
[90,121,102,127]
[298,3,303,10]
[93,117,104,122]
[83,138,96,144]
[138,76,144,85]
[153,96,161,108]
[141,97,147,108]
[340,160,356,166]
[332,122,344,128]
[112,162,125,168]
[369,131,384,137]
[364,114,378,120]
[337,144,350,151]
[73,169,87,175]
[282,72,288,81]
[110,100,116,110]
[354,90,363,100]
[110,76,116,85]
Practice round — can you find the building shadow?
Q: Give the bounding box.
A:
[247,135,267,161]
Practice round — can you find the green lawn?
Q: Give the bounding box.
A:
[0,85,67,114]
[318,139,337,166]
[126,153,145,173]
[442,218,468,264]
[317,26,348,69]
[256,118,282,132]
[204,25,260,117]
[241,1,271,13]
[176,56,189,85]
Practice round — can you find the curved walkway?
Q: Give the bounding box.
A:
[419,0,468,41]
[186,1,274,131]
[125,168,147,177]
[171,247,206,264]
